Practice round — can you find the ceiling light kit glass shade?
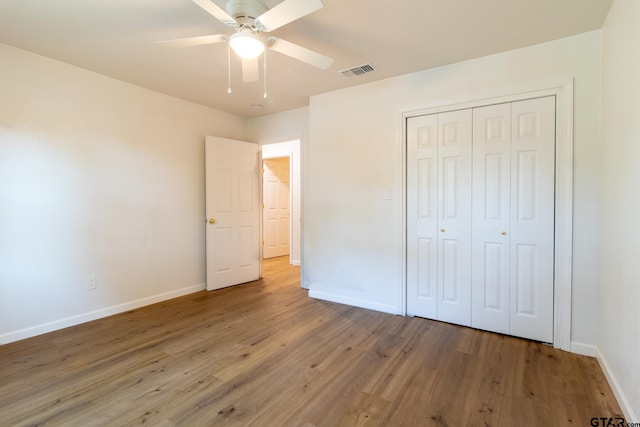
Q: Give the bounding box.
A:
[226,28,268,100]
[229,28,264,59]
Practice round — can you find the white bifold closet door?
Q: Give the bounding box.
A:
[471,96,555,342]
[407,96,555,342]
[406,109,472,326]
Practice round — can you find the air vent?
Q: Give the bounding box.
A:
[338,63,377,78]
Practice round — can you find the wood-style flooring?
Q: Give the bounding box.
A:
[0,256,623,426]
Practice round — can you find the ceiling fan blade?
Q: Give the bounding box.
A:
[268,37,333,70]
[242,58,260,82]
[191,0,236,26]
[155,34,228,47]
[256,0,323,32]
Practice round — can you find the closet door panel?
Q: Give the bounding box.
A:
[471,103,511,334]
[437,109,472,326]
[509,96,555,343]
[407,114,439,318]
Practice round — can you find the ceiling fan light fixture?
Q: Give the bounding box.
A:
[229,28,264,59]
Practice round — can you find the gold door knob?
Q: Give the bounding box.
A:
[440,228,445,233]
[208,218,216,224]
[501,231,507,236]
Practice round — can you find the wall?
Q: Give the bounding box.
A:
[247,107,308,145]
[0,43,246,344]
[262,140,302,266]
[600,0,640,420]
[306,32,602,349]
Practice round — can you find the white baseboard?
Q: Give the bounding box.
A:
[0,283,205,345]
[570,341,598,357]
[308,289,398,315]
[596,347,638,422]
[291,260,301,266]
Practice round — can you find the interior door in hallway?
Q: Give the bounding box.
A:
[205,136,260,291]
[263,157,290,259]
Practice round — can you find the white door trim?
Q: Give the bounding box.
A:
[400,79,574,352]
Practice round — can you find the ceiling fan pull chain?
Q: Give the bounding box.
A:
[263,48,268,99]
[227,42,232,94]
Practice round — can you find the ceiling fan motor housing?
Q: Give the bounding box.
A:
[226,0,267,27]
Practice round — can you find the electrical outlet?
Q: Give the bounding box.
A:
[86,275,97,290]
[339,267,348,277]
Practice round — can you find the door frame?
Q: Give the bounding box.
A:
[401,79,574,352]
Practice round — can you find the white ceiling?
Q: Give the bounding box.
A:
[0,0,612,118]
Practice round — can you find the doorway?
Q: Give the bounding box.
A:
[261,140,301,267]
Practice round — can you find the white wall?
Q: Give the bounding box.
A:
[247,107,308,145]
[262,140,302,266]
[599,0,640,420]
[0,43,246,344]
[306,32,603,347]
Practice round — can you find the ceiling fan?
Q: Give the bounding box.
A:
[159,0,333,85]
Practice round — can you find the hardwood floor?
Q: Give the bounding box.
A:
[0,256,622,426]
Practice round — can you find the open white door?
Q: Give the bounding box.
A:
[205,136,260,291]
